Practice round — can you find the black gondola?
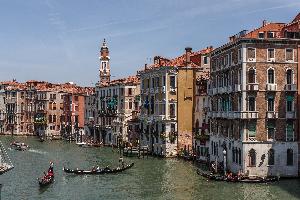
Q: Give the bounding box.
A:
[63,163,134,175]
[197,169,279,183]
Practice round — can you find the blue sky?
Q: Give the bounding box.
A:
[0,0,299,86]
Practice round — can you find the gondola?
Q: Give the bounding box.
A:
[196,169,224,181]
[63,163,134,175]
[38,175,54,186]
[38,162,54,187]
[197,169,279,183]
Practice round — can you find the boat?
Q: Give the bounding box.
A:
[38,162,54,187]
[0,141,14,174]
[38,175,54,186]
[196,169,224,181]
[63,163,134,175]
[10,142,29,151]
[197,169,279,183]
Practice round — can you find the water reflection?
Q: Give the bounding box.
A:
[0,136,299,200]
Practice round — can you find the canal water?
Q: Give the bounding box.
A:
[0,136,299,200]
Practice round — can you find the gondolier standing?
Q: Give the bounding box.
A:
[119,157,124,168]
[48,161,54,176]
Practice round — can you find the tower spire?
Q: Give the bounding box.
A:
[99,39,110,85]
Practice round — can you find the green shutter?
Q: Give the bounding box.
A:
[248,123,256,137]
[287,96,294,101]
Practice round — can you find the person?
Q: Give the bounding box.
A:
[47,162,54,177]
[119,157,125,168]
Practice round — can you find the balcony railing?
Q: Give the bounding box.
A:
[266,84,277,91]
[266,111,278,119]
[247,83,259,91]
[235,84,242,92]
[286,111,296,119]
[284,84,297,92]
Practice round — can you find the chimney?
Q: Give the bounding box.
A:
[144,63,147,70]
[263,20,267,26]
[185,47,192,66]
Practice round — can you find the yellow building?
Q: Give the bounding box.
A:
[139,47,212,157]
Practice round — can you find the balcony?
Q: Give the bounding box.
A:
[218,87,225,94]
[266,111,278,119]
[221,112,228,118]
[227,85,233,93]
[207,112,213,118]
[286,111,296,119]
[247,83,259,91]
[150,88,155,93]
[284,84,297,92]
[155,87,159,93]
[266,84,277,91]
[234,84,242,92]
[212,88,218,95]
[235,111,258,119]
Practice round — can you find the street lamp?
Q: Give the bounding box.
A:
[223,149,227,176]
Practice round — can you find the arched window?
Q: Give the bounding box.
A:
[195,119,200,134]
[249,149,256,167]
[268,68,275,84]
[287,149,293,166]
[235,147,238,164]
[238,149,242,165]
[268,149,275,165]
[248,68,256,83]
[286,69,293,84]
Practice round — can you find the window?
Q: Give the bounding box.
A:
[247,48,256,60]
[286,49,293,61]
[267,96,274,111]
[249,149,256,167]
[53,102,56,110]
[248,68,256,83]
[286,122,294,141]
[238,149,242,165]
[170,76,176,88]
[267,68,275,84]
[156,77,160,87]
[268,149,275,165]
[163,76,166,86]
[267,49,275,61]
[267,122,275,140]
[286,69,293,84]
[258,32,264,39]
[203,56,208,64]
[248,122,256,138]
[238,48,242,61]
[128,101,132,109]
[128,88,132,96]
[229,52,232,66]
[287,149,293,166]
[267,32,274,38]
[74,96,79,101]
[286,96,294,112]
[232,148,235,163]
[248,96,256,111]
[170,104,175,117]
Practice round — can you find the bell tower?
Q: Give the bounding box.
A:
[99,39,111,85]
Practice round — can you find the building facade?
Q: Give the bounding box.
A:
[208,19,300,177]
[139,47,213,157]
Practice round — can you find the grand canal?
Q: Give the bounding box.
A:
[0,136,299,200]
